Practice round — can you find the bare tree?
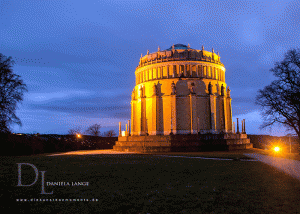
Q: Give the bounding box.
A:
[68,126,82,135]
[103,129,117,137]
[85,124,101,136]
[255,48,300,147]
[0,53,27,133]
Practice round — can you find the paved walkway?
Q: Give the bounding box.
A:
[48,150,137,156]
[244,153,300,181]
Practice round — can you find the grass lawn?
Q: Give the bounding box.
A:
[1,152,300,213]
[149,150,257,160]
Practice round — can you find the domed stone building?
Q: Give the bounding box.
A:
[114,44,252,152]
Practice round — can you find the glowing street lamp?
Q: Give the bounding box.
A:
[274,146,280,152]
[77,134,81,138]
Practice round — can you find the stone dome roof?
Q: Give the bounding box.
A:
[166,44,190,51]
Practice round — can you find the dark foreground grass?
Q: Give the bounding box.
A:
[151,150,257,160]
[1,153,300,213]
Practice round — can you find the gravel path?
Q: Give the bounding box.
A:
[244,153,300,181]
[48,150,137,156]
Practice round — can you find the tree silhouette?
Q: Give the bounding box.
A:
[85,124,101,136]
[256,48,300,147]
[0,53,27,133]
[103,129,117,137]
[68,126,82,135]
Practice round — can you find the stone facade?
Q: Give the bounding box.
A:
[114,44,252,152]
[131,44,232,136]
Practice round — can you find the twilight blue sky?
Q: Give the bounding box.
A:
[1,0,299,136]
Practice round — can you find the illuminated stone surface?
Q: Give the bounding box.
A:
[114,44,252,152]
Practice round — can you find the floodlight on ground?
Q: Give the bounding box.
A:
[274,146,280,152]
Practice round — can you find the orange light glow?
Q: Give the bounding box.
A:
[274,147,280,152]
[77,134,81,138]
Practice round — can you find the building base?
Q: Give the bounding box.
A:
[113,133,253,153]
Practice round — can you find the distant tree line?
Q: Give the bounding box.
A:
[67,124,117,137]
[0,132,117,156]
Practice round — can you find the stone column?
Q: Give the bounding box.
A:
[236,118,240,134]
[147,69,149,81]
[196,65,199,77]
[232,122,235,134]
[167,65,169,78]
[125,124,128,136]
[156,67,158,79]
[227,96,233,133]
[128,120,130,136]
[241,120,244,133]
[173,65,175,77]
[184,64,187,77]
[151,68,153,80]
[119,122,121,136]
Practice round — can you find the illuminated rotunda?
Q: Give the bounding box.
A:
[132,44,231,135]
[114,44,252,152]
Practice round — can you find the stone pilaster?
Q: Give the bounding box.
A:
[227,96,232,132]
[209,94,216,133]
[151,95,158,135]
[220,96,227,132]
[190,93,197,134]
[170,94,177,134]
[131,100,134,135]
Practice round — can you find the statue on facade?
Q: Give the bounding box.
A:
[147,50,149,55]
[187,43,190,49]
[221,84,224,96]
[158,46,160,52]
[153,83,157,96]
[132,88,135,100]
[171,81,176,95]
[139,86,143,98]
[227,86,231,97]
[190,82,195,94]
[208,82,212,95]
